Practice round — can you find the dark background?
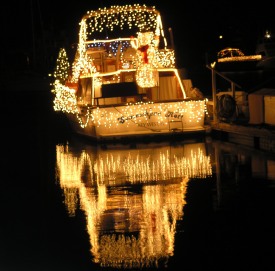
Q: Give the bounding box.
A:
[2,0,274,91]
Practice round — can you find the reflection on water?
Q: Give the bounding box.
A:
[211,141,275,210]
[55,140,212,269]
[3,90,275,270]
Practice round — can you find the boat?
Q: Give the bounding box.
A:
[214,47,262,72]
[214,29,275,71]
[209,29,275,100]
[213,30,275,73]
[51,4,208,142]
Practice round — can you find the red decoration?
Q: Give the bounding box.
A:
[138,44,149,63]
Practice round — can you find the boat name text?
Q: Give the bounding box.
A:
[117,110,183,124]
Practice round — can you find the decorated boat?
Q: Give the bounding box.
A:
[213,30,275,73]
[51,4,208,142]
[214,47,262,72]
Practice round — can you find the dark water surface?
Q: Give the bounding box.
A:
[1,90,275,271]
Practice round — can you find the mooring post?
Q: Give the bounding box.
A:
[211,68,218,123]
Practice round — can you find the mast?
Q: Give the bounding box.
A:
[30,0,36,68]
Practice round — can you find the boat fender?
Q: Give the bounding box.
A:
[217,94,236,119]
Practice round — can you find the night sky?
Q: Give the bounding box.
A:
[2,0,274,89]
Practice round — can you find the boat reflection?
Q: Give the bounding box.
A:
[55,140,212,269]
[211,141,275,210]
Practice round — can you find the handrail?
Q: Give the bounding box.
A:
[206,65,242,89]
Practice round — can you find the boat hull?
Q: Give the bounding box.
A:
[66,100,207,142]
[51,4,209,143]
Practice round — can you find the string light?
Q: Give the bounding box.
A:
[217,47,262,63]
[53,48,70,84]
[51,4,208,134]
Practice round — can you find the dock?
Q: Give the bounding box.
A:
[204,64,275,154]
[209,121,275,154]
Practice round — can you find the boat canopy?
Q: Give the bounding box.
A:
[79,4,167,49]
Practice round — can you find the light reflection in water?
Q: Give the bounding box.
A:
[55,141,212,269]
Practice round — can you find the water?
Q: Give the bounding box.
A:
[1,90,275,270]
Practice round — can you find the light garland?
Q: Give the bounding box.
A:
[51,4,207,134]
[51,80,78,113]
[135,32,158,88]
[53,4,176,83]
[84,4,159,37]
[53,48,70,84]
[217,47,262,63]
[70,4,170,79]
[91,100,207,129]
[52,84,207,130]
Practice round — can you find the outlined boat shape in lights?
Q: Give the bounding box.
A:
[51,4,208,142]
[55,141,212,268]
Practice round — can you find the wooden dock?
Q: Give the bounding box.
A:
[205,64,275,154]
[210,121,275,154]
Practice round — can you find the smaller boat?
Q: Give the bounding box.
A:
[51,4,208,142]
[214,30,275,72]
[215,47,262,71]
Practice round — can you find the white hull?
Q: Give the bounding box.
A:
[66,99,207,141]
[51,4,209,142]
